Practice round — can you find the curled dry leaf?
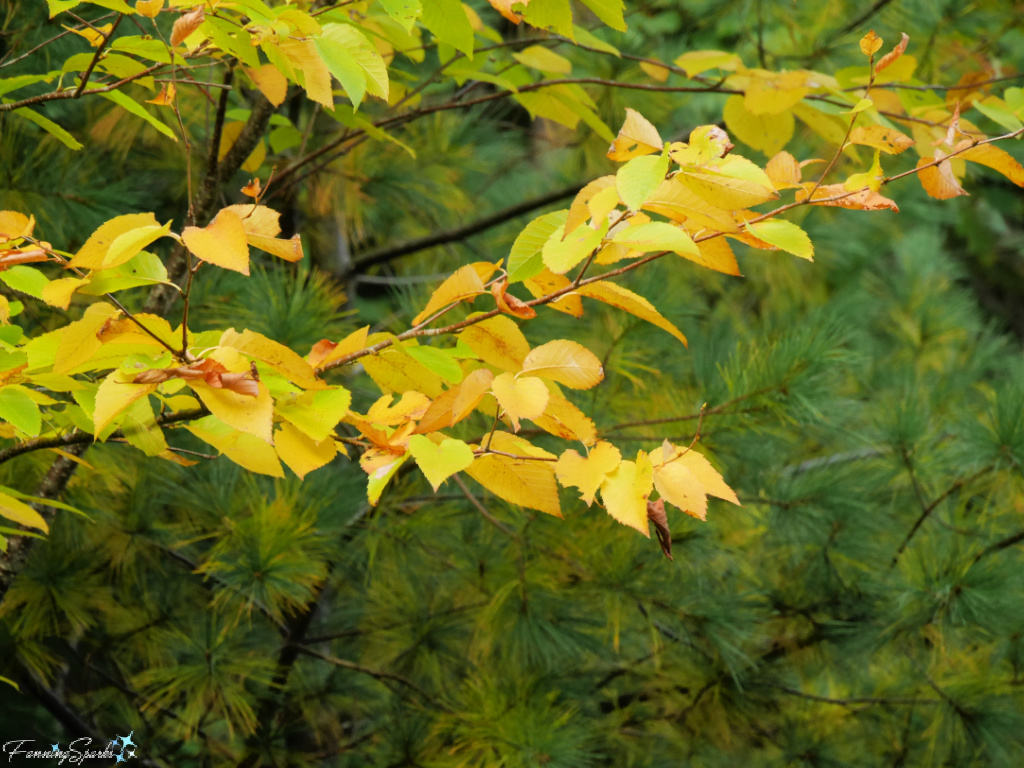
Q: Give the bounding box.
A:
[145,83,176,106]
[241,178,262,198]
[133,358,259,397]
[875,33,909,74]
[796,183,900,212]
[647,498,672,560]
[170,5,205,47]
[491,279,537,319]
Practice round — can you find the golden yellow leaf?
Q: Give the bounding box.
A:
[722,94,794,157]
[743,71,810,116]
[63,23,111,47]
[917,153,968,200]
[555,441,621,506]
[221,204,282,237]
[639,60,670,82]
[188,380,273,442]
[135,0,164,18]
[93,371,158,434]
[277,37,334,108]
[679,154,778,210]
[246,64,289,107]
[673,50,740,77]
[186,415,283,477]
[413,265,486,325]
[53,303,119,375]
[182,209,250,274]
[652,460,706,520]
[486,0,527,23]
[491,373,549,431]
[41,277,89,310]
[416,368,494,433]
[860,30,883,56]
[220,328,322,389]
[607,107,663,161]
[600,452,653,535]
[408,434,475,491]
[643,177,740,233]
[459,315,531,372]
[363,451,409,506]
[522,269,584,317]
[248,233,303,262]
[765,151,802,189]
[70,213,160,270]
[959,142,1024,187]
[565,176,616,237]
[145,82,176,106]
[367,391,432,425]
[693,235,741,275]
[533,392,597,446]
[0,211,35,242]
[467,432,561,516]
[662,444,740,506]
[577,281,688,346]
[362,344,445,397]
[275,421,336,479]
[848,124,914,155]
[0,491,48,532]
[216,122,266,174]
[521,339,603,390]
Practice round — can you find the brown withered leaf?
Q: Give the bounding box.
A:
[491,279,537,319]
[875,33,909,74]
[170,5,205,47]
[0,247,49,270]
[647,498,672,560]
[145,82,176,106]
[133,358,259,397]
[796,183,899,212]
[241,178,262,198]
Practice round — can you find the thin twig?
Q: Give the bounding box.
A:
[74,14,124,98]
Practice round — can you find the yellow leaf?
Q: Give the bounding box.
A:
[577,281,687,346]
[606,107,663,161]
[743,71,810,116]
[248,233,303,262]
[277,37,334,108]
[600,452,653,535]
[220,328,322,389]
[791,102,850,147]
[958,142,1024,187]
[0,491,48,532]
[643,177,740,233]
[221,204,282,237]
[672,50,740,78]
[765,151,802,189]
[274,387,352,442]
[63,23,111,47]
[512,45,572,74]
[367,391,432,425]
[533,391,597,446]
[408,434,475,491]
[743,219,813,260]
[844,150,884,193]
[363,344,445,397]
[216,122,266,174]
[679,155,778,210]
[722,94,793,156]
[611,220,698,257]
[459,315,531,372]
[555,441,621,505]
[413,265,486,325]
[639,60,670,82]
[860,30,883,56]
[135,0,164,18]
[361,450,409,505]
[522,269,584,317]
[662,444,740,505]
[796,183,899,212]
[275,421,336,478]
[416,368,493,433]
[188,380,273,442]
[53,303,119,375]
[41,277,89,310]
[491,373,549,431]
[565,176,616,237]
[145,82,176,106]
[916,153,968,200]
[521,339,603,390]
[652,460,706,520]
[182,209,250,274]
[246,64,288,107]
[0,211,35,241]
[848,124,914,155]
[186,415,283,477]
[70,213,160,270]
[466,432,561,516]
[487,0,527,23]
[693,236,741,276]
[93,370,158,434]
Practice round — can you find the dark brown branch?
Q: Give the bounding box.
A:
[0,61,166,112]
[73,14,123,98]
[345,184,581,277]
[973,529,1024,564]
[771,684,938,707]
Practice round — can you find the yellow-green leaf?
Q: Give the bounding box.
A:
[617,153,670,210]
[743,219,814,260]
[0,491,48,532]
[577,280,687,345]
[408,434,474,491]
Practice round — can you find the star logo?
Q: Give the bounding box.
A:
[115,752,125,764]
[118,732,136,751]
[51,744,59,752]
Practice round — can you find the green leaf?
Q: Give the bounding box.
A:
[0,386,41,436]
[745,218,814,260]
[579,0,626,32]
[0,266,50,300]
[378,0,422,32]
[79,251,171,294]
[513,46,572,74]
[99,91,177,141]
[617,153,669,210]
[405,345,464,383]
[421,0,474,58]
[572,25,619,56]
[11,107,83,150]
[0,74,54,99]
[317,23,386,108]
[508,210,568,283]
[542,218,609,274]
[522,0,574,38]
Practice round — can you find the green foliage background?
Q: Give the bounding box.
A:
[3,0,1024,765]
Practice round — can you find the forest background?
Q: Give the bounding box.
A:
[2,0,1024,765]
